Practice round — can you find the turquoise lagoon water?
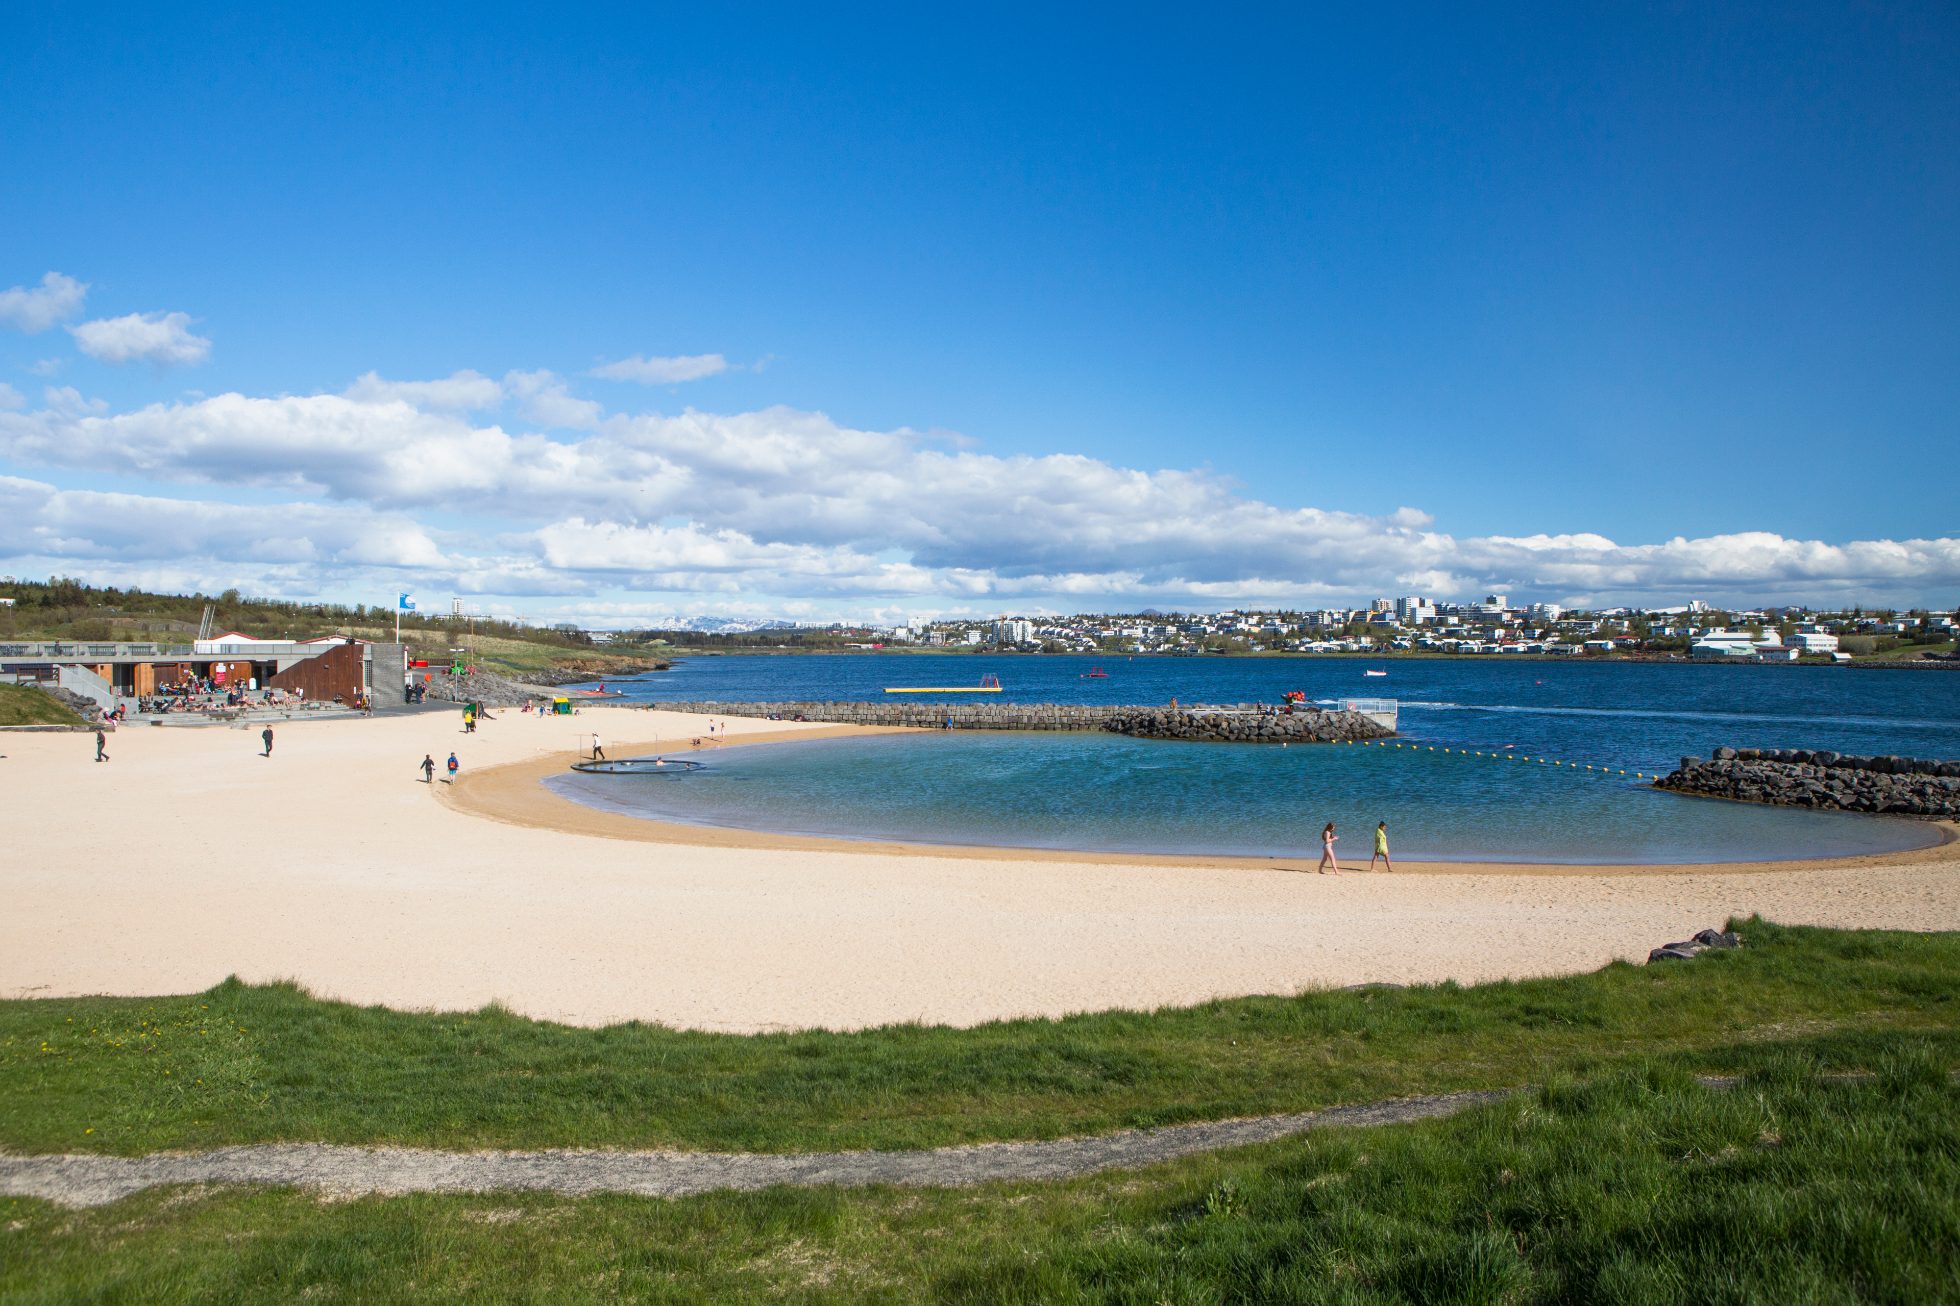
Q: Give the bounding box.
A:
[546,655,1957,864]
[546,730,1940,864]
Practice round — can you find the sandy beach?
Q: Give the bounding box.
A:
[4,706,1957,1032]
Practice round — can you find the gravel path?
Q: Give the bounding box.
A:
[0,1089,1509,1208]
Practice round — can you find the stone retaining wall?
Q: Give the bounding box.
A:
[643,700,1394,743]
[1656,747,1960,818]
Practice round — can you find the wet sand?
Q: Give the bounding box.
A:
[4,707,1957,1032]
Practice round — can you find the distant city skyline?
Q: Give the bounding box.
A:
[2,5,1957,622]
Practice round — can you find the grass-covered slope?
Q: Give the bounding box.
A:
[0,682,82,726]
[3,919,1956,1156]
[1,1047,1953,1303]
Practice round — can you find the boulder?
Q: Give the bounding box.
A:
[1648,944,1703,963]
[1713,746,1738,761]
[1691,929,1741,950]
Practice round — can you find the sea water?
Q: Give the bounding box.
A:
[546,655,1957,863]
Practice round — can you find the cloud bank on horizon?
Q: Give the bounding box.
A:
[1,272,1956,623]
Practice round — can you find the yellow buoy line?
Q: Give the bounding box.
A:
[1342,737,1658,780]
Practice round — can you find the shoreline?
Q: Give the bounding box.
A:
[601,649,1957,670]
[7,705,1959,1031]
[444,725,1960,879]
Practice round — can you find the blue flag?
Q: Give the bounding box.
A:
[398,593,416,611]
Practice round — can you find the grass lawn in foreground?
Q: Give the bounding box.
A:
[2,919,1957,1156]
[2,1043,1954,1303]
[0,682,82,727]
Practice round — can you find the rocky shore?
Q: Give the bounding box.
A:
[525,659,672,687]
[423,668,564,708]
[1657,747,1960,818]
[642,700,1395,743]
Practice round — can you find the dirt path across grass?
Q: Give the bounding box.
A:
[1,1089,1510,1208]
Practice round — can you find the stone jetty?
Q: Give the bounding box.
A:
[1656,748,1960,818]
[643,700,1395,743]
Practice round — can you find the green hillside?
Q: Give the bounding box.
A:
[0,577,666,679]
[0,682,83,726]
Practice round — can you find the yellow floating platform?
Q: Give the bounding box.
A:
[884,686,1003,693]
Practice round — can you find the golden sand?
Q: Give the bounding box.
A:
[4,707,1956,1031]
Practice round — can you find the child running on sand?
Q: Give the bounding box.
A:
[1370,821,1392,872]
[1318,821,1340,874]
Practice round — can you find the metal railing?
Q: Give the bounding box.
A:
[1338,697,1400,727]
[0,642,195,658]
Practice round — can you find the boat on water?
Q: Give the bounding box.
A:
[1080,666,1109,678]
[1363,669,1388,678]
[885,674,1003,694]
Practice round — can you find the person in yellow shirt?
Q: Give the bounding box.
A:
[1370,821,1392,872]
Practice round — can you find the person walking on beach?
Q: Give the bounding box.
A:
[1370,821,1392,872]
[419,754,436,783]
[1318,821,1340,874]
[591,733,606,761]
[446,752,459,782]
[94,728,108,763]
[261,726,274,758]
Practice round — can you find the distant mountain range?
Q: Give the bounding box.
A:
[631,616,805,634]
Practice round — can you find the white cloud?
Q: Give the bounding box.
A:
[0,474,446,572]
[68,311,212,366]
[0,382,22,410]
[0,272,88,333]
[345,369,504,410]
[40,386,107,415]
[504,369,602,429]
[28,358,65,377]
[589,352,729,384]
[0,376,1955,611]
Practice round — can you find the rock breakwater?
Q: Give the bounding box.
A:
[644,700,1395,743]
[1657,747,1960,818]
[1101,707,1390,743]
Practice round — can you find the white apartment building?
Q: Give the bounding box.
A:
[1691,630,1766,660]
[1395,596,1437,624]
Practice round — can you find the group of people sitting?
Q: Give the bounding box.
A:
[143,685,296,712]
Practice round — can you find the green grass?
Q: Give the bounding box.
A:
[4,919,1957,1157]
[1850,640,1957,662]
[2,1041,1953,1303]
[0,682,82,726]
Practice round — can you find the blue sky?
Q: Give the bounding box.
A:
[2,3,1957,621]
